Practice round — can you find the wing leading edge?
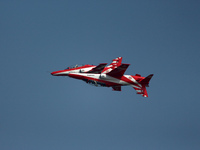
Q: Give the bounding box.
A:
[106,64,130,77]
[87,63,107,74]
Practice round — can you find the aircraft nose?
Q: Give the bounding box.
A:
[51,70,67,76]
[51,71,57,76]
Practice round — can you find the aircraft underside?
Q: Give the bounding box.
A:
[51,57,153,97]
[67,73,141,89]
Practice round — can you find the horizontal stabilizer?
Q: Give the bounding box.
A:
[135,74,141,77]
[133,85,148,97]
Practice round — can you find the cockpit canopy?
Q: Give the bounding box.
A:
[65,64,82,69]
[65,64,92,70]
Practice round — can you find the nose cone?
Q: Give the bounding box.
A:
[51,70,62,76]
[51,71,57,76]
[50,70,68,76]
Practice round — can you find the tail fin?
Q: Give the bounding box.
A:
[140,74,154,87]
[133,74,153,97]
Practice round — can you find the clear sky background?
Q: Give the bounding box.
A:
[1,0,200,150]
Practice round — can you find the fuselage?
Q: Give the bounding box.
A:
[67,73,142,88]
[51,57,153,97]
[51,66,143,89]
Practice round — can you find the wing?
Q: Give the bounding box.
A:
[108,57,122,68]
[102,57,122,74]
[106,63,130,77]
[112,86,121,91]
[87,63,107,74]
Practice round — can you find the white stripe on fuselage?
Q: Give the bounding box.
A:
[124,75,142,88]
[55,67,95,75]
[69,73,141,87]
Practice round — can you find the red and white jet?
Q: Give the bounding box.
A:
[51,57,153,97]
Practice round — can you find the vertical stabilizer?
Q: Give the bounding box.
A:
[140,74,154,87]
[132,74,153,97]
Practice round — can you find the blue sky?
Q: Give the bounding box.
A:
[1,0,200,150]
